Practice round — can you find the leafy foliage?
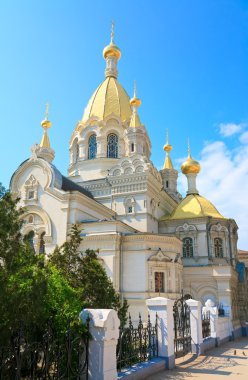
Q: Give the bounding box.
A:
[49,225,128,327]
[0,183,128,344]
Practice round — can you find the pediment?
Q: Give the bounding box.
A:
[148,250,172,262]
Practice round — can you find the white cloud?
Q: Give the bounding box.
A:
[239,131,248,145]
[218,122,243,137]
[178,139,248,250]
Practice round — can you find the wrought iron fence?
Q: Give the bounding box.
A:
[173,295,191,358]
[117,313,158,370]
[0,318,90,380]
[202,311,211,339]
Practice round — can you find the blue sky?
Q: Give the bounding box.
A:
[0,0,248,248]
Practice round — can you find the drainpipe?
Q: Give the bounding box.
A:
[206,217,211,259]
[118,232,124,302]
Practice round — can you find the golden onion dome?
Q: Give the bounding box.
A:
[130,80,141,108]
[103,21,121,60]
[163,143,172,153]
[130,96,141,108]
[103,42,121,60]
[41,118,51,130]
[160,194,225,221]
[41,102,51,130]
[82,76,132,122]
[181,156,201,174]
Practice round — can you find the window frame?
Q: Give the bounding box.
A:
[107,133,118,158]
[182,237,194,258]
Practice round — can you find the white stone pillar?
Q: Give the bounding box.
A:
[186,173,199,195]
[146,297,175,369]
[186,299,203,355]
[80,309,120,380]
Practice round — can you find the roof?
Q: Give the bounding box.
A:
[61,176,94,199]
[82,76,132,122]
[161,194,224,221]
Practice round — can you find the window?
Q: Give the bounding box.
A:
[28,190,35,200]
[107,133,118,158]
[75,144,79,162]
[183,237,193,258]
[128,206,133,214]
[88,134,97,159]
[214,238,223,258]
[39,232,45,254]
[24,230,35,251]
[131,143,134,152]
[28,215,34,224]
[155,272,164,292]
[166,180,169,188]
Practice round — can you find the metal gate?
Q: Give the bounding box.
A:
[173,294,191,358]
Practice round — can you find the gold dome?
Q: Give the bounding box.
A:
[130,81,141,108]
[103,42,121,60]
[41,103,51,130]
[130,96,141,108]
[160,194,224,220]
[82,76,132,122]
[163,143,172,153]
[181,155,200,174]
[103,21,121,60]
[41,119,51,130]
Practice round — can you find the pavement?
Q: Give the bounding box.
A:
[146,337,248,380]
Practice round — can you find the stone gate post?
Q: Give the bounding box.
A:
[146,297,175,369]
[186,299,203,355]
[80,308,120,380]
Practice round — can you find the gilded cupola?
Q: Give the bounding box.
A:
[82,23,132,123]
[129,81,142,128]
[181,142,201,175]
[163,130,173,169]
[38,103,55,163]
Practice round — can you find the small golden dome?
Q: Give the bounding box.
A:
[41,102,51,129]
[103,22,121,60]
[181,156,200,174]
[103,42,121,60]
[181,142,200,174]
[130,80,141,108]
[130,96,141,108]
[41,118,51,130]
[163,143,172,153]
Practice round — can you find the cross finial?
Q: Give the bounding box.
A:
[45,102,49,120]
[166,129,169,145]
[134,80,137,98]
[111,20,115,43]
[188,138,191,157]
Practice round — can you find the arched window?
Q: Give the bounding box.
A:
[182,237,193,258]
[88,134,97,159]
[28,215,34,224]
[24,230,35,251]
[39,232,45,254]
[107,134,118,158]
[75,143,79,162]
[214,238,223,258]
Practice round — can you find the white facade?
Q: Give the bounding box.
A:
[10,34,243,324]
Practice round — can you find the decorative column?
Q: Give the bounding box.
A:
[146,297,175,369]
[80,309,120,380]
[186,299,203,355]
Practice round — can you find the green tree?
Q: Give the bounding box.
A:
[49,225,128,327]
[0,186,83,343]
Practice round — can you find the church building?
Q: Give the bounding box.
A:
[10,27,244,330]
